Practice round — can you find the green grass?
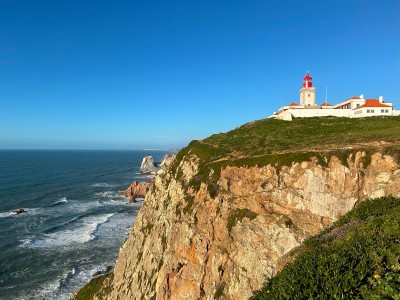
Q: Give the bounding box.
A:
[74,272,113,300]
[250,196,400,300]
[168,117,400,194]
[205,116,400,157]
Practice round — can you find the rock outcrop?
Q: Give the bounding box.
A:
[96,150,400,300]
[139,156,158,174]
[120,181,151,202]
[160,154,176,168]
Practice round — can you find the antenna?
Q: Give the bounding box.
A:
[325,85,328,104]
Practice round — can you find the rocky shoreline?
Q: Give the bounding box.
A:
[119,154,176,202]
[72,153,177,299]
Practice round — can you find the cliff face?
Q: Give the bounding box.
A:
[99,150,400,300]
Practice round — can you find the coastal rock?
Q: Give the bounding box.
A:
[92,271,102,277]
[160,154,176,168]
[13,208,25,215]
[120,181,150,202]
[94,150,400,300]
[92,266,114,278]
[139,156,158,174]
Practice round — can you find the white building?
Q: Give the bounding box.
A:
[271,73,400,121]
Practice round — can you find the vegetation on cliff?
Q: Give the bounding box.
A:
[251,196,400,299]
[204,116,399,158]
[75,116,400,299]
[74,272,113,300]
[171,116,400,195]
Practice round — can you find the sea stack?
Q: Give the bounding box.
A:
[139,156,158,174]
[120,181,149,202]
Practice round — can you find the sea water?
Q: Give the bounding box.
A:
[0,150,169,299]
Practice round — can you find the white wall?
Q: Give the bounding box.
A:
[288,108,351,118]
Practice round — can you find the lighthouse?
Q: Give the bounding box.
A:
[300,72,316,106]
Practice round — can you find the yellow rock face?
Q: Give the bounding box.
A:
[98,151,400,300]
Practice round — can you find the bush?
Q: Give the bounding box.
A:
[251,196,400,299]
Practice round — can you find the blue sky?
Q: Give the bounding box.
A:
[1,0,399,149]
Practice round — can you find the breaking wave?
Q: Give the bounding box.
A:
[23,213,114,249]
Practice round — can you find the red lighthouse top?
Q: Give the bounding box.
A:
[303,72,313,88]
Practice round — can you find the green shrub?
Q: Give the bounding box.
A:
[251,196,400,299]
[227,208,257,232]
[74,272,113,300]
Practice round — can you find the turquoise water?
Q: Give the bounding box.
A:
[0,150,168,299]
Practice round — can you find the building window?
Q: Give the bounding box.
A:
[367,110,370,113]
[357,104,360,107]
[371,110,375,113]
[385,110,389,113]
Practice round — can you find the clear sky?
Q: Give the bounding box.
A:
[1,0,399,150]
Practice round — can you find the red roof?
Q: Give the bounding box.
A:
[288,102,299,106]
[354,99,391,110]
[321,103,333,106]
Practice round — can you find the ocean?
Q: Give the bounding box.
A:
[0,150,169,300]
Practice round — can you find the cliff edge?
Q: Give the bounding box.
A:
[77,116,400,300]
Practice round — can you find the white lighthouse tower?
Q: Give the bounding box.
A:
[300,72,316,106]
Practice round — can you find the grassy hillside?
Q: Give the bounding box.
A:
[205,116,400,158]
[250,196,400,299]
[171,116,400,195]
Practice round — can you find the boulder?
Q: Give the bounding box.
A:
[13,208,25,215]
[92,266,113,278]
[139,156,158,174]
[120,181,150,202]
[105,265,113,274]
[92,270,102,277]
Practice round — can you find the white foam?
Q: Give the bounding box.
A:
[92,213,137,247]
[49,197,69,207]
[94,191,127,206]
[39,264,113,300]
[0,207,42,218]
[94,191,114,197]
[33,278,64,300]
[92,183,116,187]
[31,266,91,300]
[23,213,114,249]
[0,211,13,218]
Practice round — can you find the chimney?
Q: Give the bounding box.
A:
[379,96,383,103]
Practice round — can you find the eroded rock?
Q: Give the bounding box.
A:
[96,151,400,300]
[120,181,150,202]
[139,156,158,174]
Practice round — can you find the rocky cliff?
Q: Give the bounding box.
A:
[94,151,399,300]
[89,117,400,300]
